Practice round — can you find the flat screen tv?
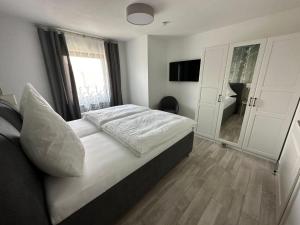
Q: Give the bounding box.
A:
[169,59,200,82]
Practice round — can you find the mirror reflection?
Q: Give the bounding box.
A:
[219,44,260,143]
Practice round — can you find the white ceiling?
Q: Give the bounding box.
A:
[1,0,300,40]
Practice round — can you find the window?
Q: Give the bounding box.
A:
[65,33,111,113]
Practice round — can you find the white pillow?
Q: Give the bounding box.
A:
[19,83,52,116]
[226,83,237,97]
[20,87,85,177]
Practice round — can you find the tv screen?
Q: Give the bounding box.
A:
[169,59,200,82]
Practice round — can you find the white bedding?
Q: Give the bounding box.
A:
[83,104,149,128]
[223,96,236,109]
[102,110,196,157]
[45,129,193,224]
[67,119,98,138]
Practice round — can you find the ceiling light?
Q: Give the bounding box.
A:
[126,3,154,25]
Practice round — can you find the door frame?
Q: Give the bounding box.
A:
[215,38,267,148]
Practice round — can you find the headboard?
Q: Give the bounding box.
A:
[0,101,50,225]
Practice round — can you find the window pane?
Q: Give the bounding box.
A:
[70,56,111,112]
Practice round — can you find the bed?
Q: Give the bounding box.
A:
[46,128,193,224]
[67,119,98,138]
[221,96,237,124]
[0,101,194,225]
[221,83,245,124]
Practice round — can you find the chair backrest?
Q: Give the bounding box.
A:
[0,101,51,225]
[159,96,179,113]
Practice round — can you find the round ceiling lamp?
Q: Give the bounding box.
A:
[126,3,154,25]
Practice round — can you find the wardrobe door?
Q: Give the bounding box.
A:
[195,45,228,139]
[243,33,300,160]
[215,39,266,147]
[277,102,300,222]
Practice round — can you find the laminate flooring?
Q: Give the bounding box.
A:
[116,136,277,225]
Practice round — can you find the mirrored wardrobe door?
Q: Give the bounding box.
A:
[215,39,267,147]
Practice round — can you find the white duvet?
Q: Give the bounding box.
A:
[102,110,196,157]
[83,104,149,128]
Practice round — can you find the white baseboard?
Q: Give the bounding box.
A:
[194,132,276,163]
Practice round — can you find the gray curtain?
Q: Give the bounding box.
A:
[37,28,81,121]
[104,41,123,106]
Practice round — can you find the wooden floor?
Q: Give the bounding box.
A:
[116,137,277,225]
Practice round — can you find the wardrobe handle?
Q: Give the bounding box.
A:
[248,97,253,106]
[217,94,222,102]
[253,98,258,107]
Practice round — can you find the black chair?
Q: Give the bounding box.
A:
[158,96,179,114]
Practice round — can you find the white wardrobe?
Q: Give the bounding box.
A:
[195,32,300,160]
[277,101,300,224]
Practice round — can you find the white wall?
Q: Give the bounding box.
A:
[285,186,300,225]
[125,35,149,107]
[148,36,167,109]
[0,13,53,106]
[165,37,200,118]
[164,7,300,119]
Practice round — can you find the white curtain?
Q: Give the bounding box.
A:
[65,33,111,113]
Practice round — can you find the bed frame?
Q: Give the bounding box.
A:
[229,82,245,114]
[222,101,236,124]
[0,101,194,225]
[222,83,245,124]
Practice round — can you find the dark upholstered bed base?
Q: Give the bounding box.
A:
[222,102,236,124]
[60,132,194,225]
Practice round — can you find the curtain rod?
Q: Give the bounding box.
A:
[36,24,118,43]
[56,27,107,41]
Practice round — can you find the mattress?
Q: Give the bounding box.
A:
[45,128,193,225]
[223,96,236,109]
[67,119,98,138]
